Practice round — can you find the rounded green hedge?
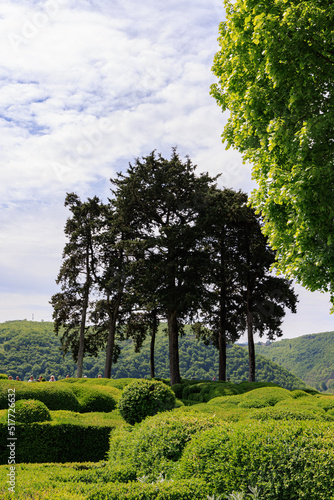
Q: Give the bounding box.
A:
[0,381,80,411]
[109,408,219,479]
[13,399,51,423]
[69,385,116,413]
[249,406,333,421]
[176,420,334,499]
[118,379,176,424]
[237,387,292,409]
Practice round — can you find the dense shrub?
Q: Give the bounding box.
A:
[290,389,312,399]
[0,381,80,411]
[64,464,137,485]
[0,375,7,380]
[170,383,183,399]
[316,396,334,411]
[88,479,209,500]
[109,409,219,478]
[249,407,332,421]
[181,382,240,402]
[0,422,113,464]
[118,379,176,425]
[69,385,116,412]
[13,399,51,423]
[176,421,334,499]
[237,387,292,408]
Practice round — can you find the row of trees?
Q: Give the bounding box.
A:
[51,150,297,385]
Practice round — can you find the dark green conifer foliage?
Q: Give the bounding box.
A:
[111,150,215,385]
[50,193,102,377]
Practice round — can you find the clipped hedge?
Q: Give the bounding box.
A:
[13,399,51,423]
[0,381,80,411]
[109,408,219,478]
[0,422,113,464]
[237,387,292,409]
[176,420,334,500]
[249,406,333,421]
[69,385,116,413]
[118,379,176,425]
[87,479,209,500]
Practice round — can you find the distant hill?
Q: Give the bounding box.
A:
[0,320,306,390]
[255,331,334,393]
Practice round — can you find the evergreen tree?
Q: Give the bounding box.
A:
[237,210,298,382]
[50,193,102,377]
[193,187,247,381]
[111,149,215,385]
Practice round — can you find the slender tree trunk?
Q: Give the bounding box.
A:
[150,310,158,379]
[247,285,256,382]
[77,252,90,378]
[168,309,181,385]
[218,325,227,381]
[218,295,227,381]
[76,304,87,378]
[104,294,120,378]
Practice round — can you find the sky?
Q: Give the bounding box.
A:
[0,0,333,340]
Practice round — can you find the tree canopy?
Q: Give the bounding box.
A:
[211,0,334,306]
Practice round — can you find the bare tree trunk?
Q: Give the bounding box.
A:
[247,285,256,382]
[77,252,90,378]
[218,325,227,381]
[168,309,181,386]
[150,310,158,379]
[104,293,120,378]
[76,305,86,378]
[218,277,227,381]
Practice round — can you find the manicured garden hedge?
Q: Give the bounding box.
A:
[0,381,117,412]
[0,422,113,463]
[0,381,80,411]
[109,409,219,479]
[175,420,334,500]
[87,479,210,499]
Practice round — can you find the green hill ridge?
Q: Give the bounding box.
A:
[255,331,334,392]
[0,320,306,390]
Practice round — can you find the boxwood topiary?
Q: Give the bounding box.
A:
[13,399,51,423]
[69,385,116,413]
[109,408,219,479]
[176,420,334,499]
[118,379,176,424]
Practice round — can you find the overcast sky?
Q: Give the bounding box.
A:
[0,0,333,340]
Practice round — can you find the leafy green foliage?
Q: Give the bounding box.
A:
[211,0,334,303]
[109,408,219,479]
[0,382,333,498]
[117,379,176,424]
[13,399,51,423]
[176,421,334,499]
[237,387,292,408]
[0,422,113,464]
[0,320,79,380]
[88,479,210,500]
[255,331,334,392]
[0,381,80,411]
[68,385,116,413]
[0,321,307,390]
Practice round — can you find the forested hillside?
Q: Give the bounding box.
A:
[256,332,334,393]
[0,320,306,390]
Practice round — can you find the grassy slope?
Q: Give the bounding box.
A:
[255,331,334,392]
